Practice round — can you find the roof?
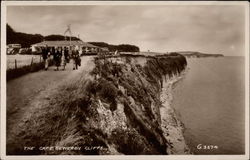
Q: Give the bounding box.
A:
[100,47,109,51]
[32,40,98,48]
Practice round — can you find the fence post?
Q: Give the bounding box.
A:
[15,59,17,69]
[31,57,33,66]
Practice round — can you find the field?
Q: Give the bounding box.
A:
[7,55,42,70]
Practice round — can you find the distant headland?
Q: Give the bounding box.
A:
[178,51,224,58]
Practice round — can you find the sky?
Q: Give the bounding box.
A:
[7,5,246,56]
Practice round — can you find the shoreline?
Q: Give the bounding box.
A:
[6,54,189,155]
[160,70,191,154]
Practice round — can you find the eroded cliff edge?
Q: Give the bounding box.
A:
[8,53,189,155]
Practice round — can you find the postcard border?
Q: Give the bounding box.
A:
[1,1,249,160]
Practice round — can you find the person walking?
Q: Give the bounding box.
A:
[72,47,81,70]
[54,47,62,71]
[64,47,70,63]
[42,45,49,70]
[75,48,81,68]
[61,49,67,70]
[52,47,55,57]
[45,46,50,70]
[72,47,76,70]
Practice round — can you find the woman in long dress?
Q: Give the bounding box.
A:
[61,49,67,70]
[54,47,62,71]
[72,47,81,70]
[45,50,50,70]
[42,46,49,70]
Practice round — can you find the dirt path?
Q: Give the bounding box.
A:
[7,56,95,142]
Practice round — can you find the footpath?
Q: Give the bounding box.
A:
[7,56,95,146]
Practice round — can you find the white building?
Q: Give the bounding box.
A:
[31,40,100,54]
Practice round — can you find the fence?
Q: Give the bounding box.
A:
[11,56,43,69]
[7,56,53,81]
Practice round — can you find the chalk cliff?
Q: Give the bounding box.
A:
[8,53,189,155]
[65,53,190,154]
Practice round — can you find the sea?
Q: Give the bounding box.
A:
[172,56,245,155]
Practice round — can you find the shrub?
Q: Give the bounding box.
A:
[97,79,118,102]
[85,80,97,95]
[125,56,132,64]
[112,129,155,154]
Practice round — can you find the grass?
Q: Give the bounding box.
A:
[7,59,53,81]
[7,55,41,70]
[7,77,108,155]
[87,53,187,154]
[7,52,187,155]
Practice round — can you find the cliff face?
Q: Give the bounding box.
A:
[8,53,188,155]
[74,53,188,155]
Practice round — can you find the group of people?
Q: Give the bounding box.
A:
[41,45,81,71]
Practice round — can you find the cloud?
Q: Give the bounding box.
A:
[7,5,245,56]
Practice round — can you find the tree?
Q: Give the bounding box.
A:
[7,24,43,48]
[88,42,140,52]
[44,35,80,41]
[6,24,81,48]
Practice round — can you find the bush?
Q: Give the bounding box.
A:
[85,80,97,95]
[125,56,132,64]
[97,79,118,102]
[112,129,155,154]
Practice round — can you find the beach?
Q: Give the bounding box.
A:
[160,71,190,154]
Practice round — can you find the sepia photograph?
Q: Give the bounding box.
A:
[1,1,249,160]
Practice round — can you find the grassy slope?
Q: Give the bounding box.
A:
[7,53,187,155]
